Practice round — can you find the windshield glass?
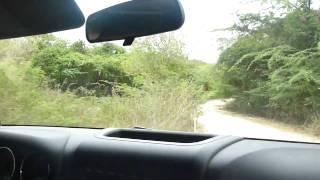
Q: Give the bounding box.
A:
[1,0,320,143]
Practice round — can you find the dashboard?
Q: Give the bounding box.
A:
[0,126,320,180]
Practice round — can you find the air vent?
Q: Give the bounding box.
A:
[103,129,214,143]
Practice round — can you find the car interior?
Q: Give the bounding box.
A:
[1,0,320,180]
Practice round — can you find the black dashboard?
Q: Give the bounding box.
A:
[0,126,320,180]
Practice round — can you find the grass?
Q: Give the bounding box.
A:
[0,60,199,132]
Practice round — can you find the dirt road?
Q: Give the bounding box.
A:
[197,100,318,142]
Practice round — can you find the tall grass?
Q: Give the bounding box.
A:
[0,61,198,132]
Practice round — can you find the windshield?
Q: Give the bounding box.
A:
[1,0,320,143]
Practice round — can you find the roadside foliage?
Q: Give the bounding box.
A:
[0,34,213,131]
[218,0,320,135]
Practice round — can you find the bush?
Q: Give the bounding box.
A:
[0,34,208,132]
[223,45,320,126]
[0,39,199,131]
[215,6,320,135]
[32,46,134,96]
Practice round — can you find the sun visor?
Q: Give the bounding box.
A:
[0,0,85,39]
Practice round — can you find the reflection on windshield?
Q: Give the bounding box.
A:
[0,0,320,143]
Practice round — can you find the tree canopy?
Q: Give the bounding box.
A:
[217,0,320,129]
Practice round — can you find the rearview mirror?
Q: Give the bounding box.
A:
[86,0,185,46]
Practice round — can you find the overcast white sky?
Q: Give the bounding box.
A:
[54,0,279,63]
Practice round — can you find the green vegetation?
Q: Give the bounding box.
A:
[0,34,215,131]
[2,0,320,135]
[216,0,320,135]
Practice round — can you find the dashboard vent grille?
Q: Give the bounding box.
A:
[103,129,214,143]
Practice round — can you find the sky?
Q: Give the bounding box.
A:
[55,0,267,63]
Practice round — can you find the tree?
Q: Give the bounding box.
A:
[70,40,87,54]
[215,0,320,124]
[134,33,186,59]
[31,40,134,96]
[128,34,190,81]
[223,0,320,51]
[218,34,277,66]
[27,34,67,51]
[91,43,125,56]
[259,0,313,11]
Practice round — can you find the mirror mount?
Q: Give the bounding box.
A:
[123,37,135,46]
[86,0,185,45]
